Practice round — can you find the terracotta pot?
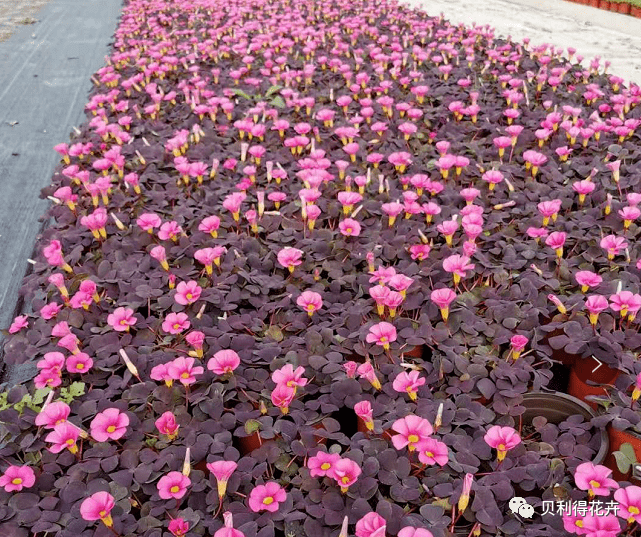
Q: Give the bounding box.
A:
[521,392,609,464]
[568,357,620,409]
[632,5,641,16]
[237,432,262,455]
[194,459,209,475]
[402,345,424,359]
[599,0,611,8]
[588,0,600,5]
[605,427,641,481]
[618,1,631,12]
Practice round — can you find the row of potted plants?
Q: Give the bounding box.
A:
[1,0,641,534]
[566,0,641,18]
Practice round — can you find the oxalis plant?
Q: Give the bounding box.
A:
[1,0,641,535]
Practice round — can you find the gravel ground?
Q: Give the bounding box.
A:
[0,0,51,42]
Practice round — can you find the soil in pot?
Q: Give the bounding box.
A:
[605,426,641,482]
[547,362,571,393]
[521,392,609,464]
[568,357,620,410]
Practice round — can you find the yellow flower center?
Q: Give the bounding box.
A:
[170,485,180,493]
[498,444,505,451]
[341,476,350,484]
[630,507,640,515]
[186,293,193,299]
[99,510,106,518]
[76,363,85,370]
[408,434,419,443]
[66,439,75,445]
[320,463,331,470]
[181,372,190,378]
[263,496,274,505]
[107,425,116,433]
[11,478,22,485]
[346,227,352,233]
[380,336,387,342]
[576,521,584,528]
[426,452,434,458]
[307,304,315,311]
[120,319,128,325]
[173,323,180,330]
[589,480,601,490]
[55,418,66,425]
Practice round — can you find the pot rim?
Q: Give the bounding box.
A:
[521,391,609,464]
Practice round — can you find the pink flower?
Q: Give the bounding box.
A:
[150,245,169,270]
[392,370,426,401]
[366,321,397,350]
[398,528,434,537]
[271,383,296,413]
[168,518,189,537]
[357,362,381,390]
[354,400,374,430]
[272,364,307,389]
[389,274,414,296]
[369,266,396,285]
[307,451,341,478]
[107,307,137,332]
[562,512,588,534]
[277,247,304,273]
[510,335,529,360]
[482,170,504,190]
[575,271,602,292]
[610,291,641,320]
[158,221,183,241]
[344,361,358,378]
[58,333,80,354]
[585,295,609,325]
[620,206,641,228]
[214,512,245,537]
[90,408,129,442]
[572,180,595,204]
[409,244,431,260]
[355,512,386,537]
[199,215,221,237]
[297,290,322,316]
[158,471,191,499]
[80,491,116,527]
[391,415,433,452]
[34,369,62,389]
[66,352,93,374]
[248,481,286,513]
[0,465,36,492]
[545,231,567,257]
[45,422,80,454]
[430,288,457,322]
[437,220,459,245]
[418,438,449,466]
[339,218,361,236]
[35,401,70,429]
[538,199,562,225]
[615,485,641,524]
[526,227,549,240]
[163,312,190,334]
[8,315,28,334]
[442,255,475,286]
[40,302,62,319]
[151,363,174,387]
[38,351,65,376]
[332,458,361,493]
[600,235,628,260]
[174,281,202,305]
[581,514,621,536]
[156,411,180,440]
[167,356,204,386]
[484,425,521,461]
[207,460,238,498]
[208,350,241,375]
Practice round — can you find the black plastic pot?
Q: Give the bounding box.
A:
[521,392,608,464]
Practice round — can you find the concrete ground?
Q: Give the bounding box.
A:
[0,0,50,42]
[401,0,641,88]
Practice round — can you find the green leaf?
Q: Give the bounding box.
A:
[68,382,85,398]
[270,96,286,109]
[620,442,638,462]
[614,450,634,473]
[230,88,252,100]
[265,326,284,342]
[244,419,262,434]
[264,85,283,98]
